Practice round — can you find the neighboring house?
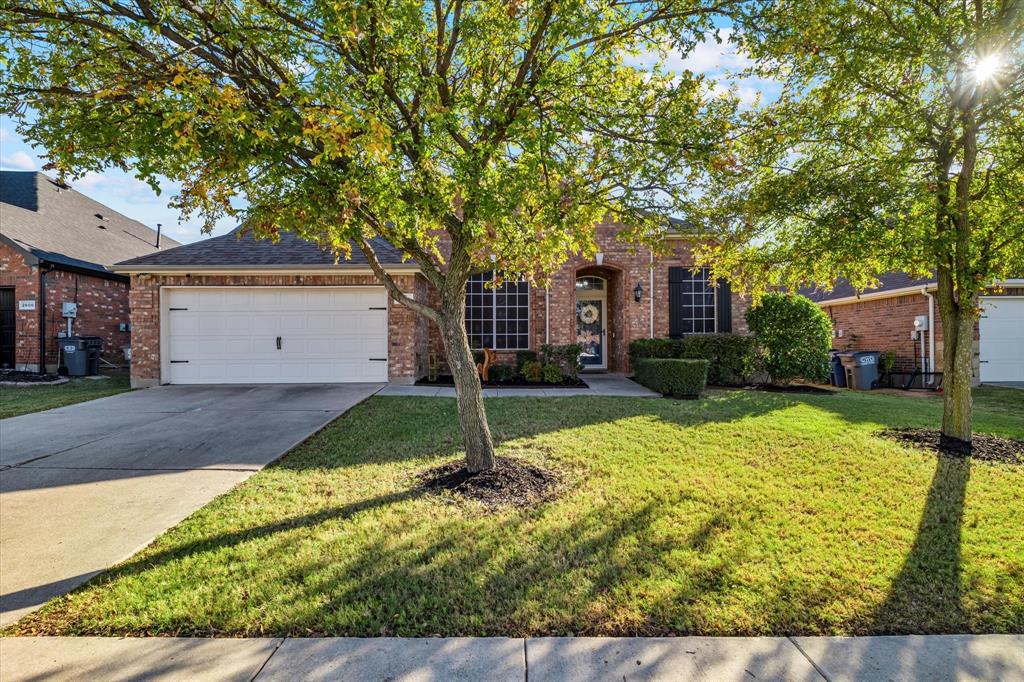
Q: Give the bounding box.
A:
[115,220,750,387]
[0,171,180,371]
[803,273,1024,384]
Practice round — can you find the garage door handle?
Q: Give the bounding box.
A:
[276,336,282,350]
[170,360,189,364]
[369,358,387,362]
[368,306,386,310]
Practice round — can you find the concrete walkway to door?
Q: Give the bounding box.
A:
[0,383,382,627]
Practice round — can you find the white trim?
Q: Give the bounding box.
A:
[922,287,936,384]
[649,251,654,339]
[814,279,1020,307]
[545,288,550,345]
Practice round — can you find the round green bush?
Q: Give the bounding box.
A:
[745,293,832,385]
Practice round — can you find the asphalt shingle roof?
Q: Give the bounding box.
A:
[801,272,937,303]
[0,171,180,275]
[115,227,407,269]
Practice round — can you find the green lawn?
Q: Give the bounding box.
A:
[9,387,1023,637]
[0,375,132,419]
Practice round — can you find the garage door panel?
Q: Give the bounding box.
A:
[166,287,389,384]
[979,297,1024,382]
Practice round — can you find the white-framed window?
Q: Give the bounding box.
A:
[669,266,717,335]
[465,272,530,350]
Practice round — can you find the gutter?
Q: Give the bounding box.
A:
[112,264,422,276]
[649,251,654,338]
[921,287,936,384]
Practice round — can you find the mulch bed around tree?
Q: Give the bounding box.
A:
[0,370,68,386]
[416,375,588,389]
[879,427,1024,465]
[417,456,561,509]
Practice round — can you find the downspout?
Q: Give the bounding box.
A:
[545,288,550,345]
[921,287,936,385]
[648,251,654,338]
[38,264,50,374]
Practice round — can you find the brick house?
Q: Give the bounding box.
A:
[804,273,1024,384]
[115,219,750,388]
[0,171,179,372]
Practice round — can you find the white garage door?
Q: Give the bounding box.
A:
[165,287,388,384]
[979,297,1024,382]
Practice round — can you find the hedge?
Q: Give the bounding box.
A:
[629,334,758,386]
[633,358,709,398]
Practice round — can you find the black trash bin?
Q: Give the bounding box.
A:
[829,352,847,388]
[61,336,103,376]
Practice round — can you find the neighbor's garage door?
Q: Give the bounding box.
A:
[165,287,388,384]
[979,297,1024,382]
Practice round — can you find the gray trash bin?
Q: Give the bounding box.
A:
[850,351,881,390]
[62,336,103,376]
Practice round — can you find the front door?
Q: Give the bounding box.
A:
[576,277,607,369]
[0,287,15,369]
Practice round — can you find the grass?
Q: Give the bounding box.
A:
[9,386,1023,637]
[0,374,132,419]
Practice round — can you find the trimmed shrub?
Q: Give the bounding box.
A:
[628,334,758,386]
[516,350,538,374]
[745,293,832,385]
[521,360,543,382]
[489,363,516,382]
[633,358,709,398]
[541,362,563,383]
[540,343,584,378]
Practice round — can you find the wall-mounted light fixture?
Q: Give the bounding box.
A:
[634,282,644,302]
[595,252,604,266]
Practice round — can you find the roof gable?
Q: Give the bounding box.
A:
[0,171,180,275]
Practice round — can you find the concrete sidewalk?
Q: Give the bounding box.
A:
[1,635,1020,681]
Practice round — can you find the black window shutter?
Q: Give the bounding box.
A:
[716,279,732,333]
[668,267,684,337]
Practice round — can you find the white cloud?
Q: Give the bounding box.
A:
[1,150,35,170]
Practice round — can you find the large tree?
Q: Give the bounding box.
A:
[692,0,1023,443]
[2,0,733,471]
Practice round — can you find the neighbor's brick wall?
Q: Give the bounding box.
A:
[128,273,423,386]
[0,242,40,369]
[42,269,130,368]
[820,287,1022,378]
[823,294,937,372]
[0,242,130,370]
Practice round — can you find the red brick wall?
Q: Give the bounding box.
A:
[42,269,130,368]
[820,287,1023,378]
[0,242,40,369]
[823,294,936,372]
[1,242,130,371]
[127,273,424,386]
[423,220,751,374]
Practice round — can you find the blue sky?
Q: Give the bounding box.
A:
[1,30,775,245]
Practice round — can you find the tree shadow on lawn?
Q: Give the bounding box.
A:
[33,490,765,637]
[16,389,1020,637]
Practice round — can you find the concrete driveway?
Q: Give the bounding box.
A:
[0,383,381,627]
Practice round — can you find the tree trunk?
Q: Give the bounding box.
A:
[936,273,975,443]
[438,293,496,473]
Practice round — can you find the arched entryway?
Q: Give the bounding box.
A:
[574,264,625,371]
[575,275,607,369]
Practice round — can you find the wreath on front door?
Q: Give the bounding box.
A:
[579,303,599,325]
